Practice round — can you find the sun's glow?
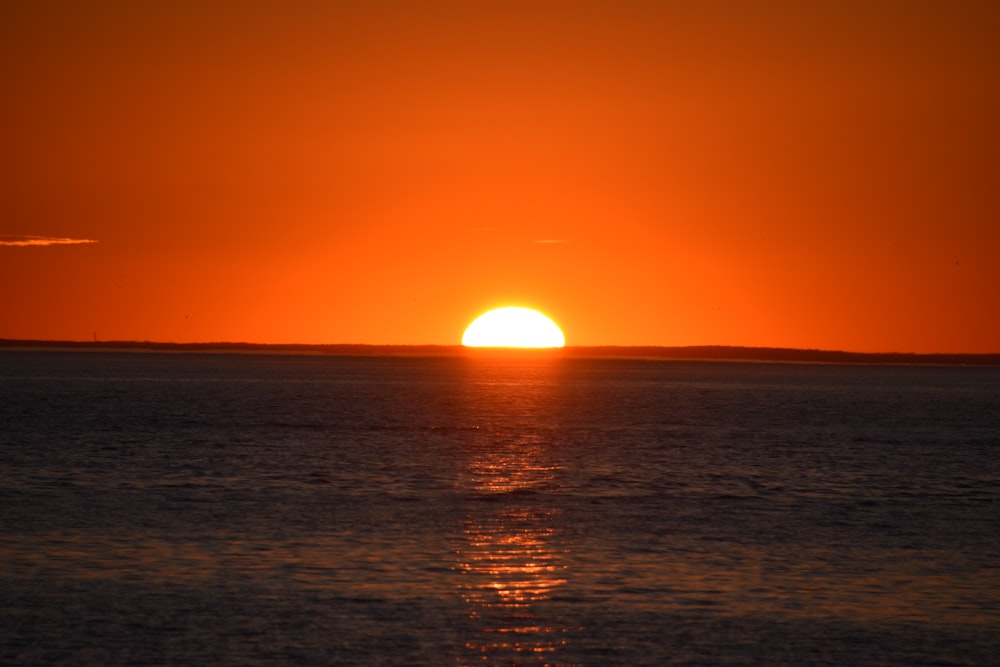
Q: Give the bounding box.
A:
[462,307,566,348]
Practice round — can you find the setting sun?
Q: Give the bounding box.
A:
[462,307,565,348]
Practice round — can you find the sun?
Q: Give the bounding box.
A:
[462,307,566,348]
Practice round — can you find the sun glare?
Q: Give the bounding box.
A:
[462,307,566,348]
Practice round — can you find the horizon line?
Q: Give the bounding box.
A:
[1,338,998,365]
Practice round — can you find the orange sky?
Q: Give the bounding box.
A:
[2,1,998,352]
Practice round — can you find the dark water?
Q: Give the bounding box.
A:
[1,351,998,666]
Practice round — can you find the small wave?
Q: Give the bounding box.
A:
[425,425,481,432]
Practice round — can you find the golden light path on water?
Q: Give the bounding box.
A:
[454,430,569,665]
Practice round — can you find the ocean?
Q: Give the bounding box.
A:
[1,350,998,666]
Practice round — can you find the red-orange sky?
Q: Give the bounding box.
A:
[2,1,998,352]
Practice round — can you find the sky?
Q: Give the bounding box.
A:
[2,1,998,352]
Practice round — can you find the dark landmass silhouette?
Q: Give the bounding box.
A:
[1,339,998,366]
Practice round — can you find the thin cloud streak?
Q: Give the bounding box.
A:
[532,239,568,244]
[0,235,99,247]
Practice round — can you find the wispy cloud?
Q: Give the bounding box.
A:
[0,235,99,247]
[532,239,568,244]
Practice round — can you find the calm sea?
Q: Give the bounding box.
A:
[1,350,998,666]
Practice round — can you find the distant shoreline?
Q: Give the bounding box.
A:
[1,339,998,366]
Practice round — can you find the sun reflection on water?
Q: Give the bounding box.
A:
[455,438,572,666]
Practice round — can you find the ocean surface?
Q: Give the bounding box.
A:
[1,350,998,666]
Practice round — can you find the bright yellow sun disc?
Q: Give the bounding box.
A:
[462,307,565,348]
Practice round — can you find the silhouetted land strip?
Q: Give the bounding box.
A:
[2,339,999,366]
[572,345,1000,366]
